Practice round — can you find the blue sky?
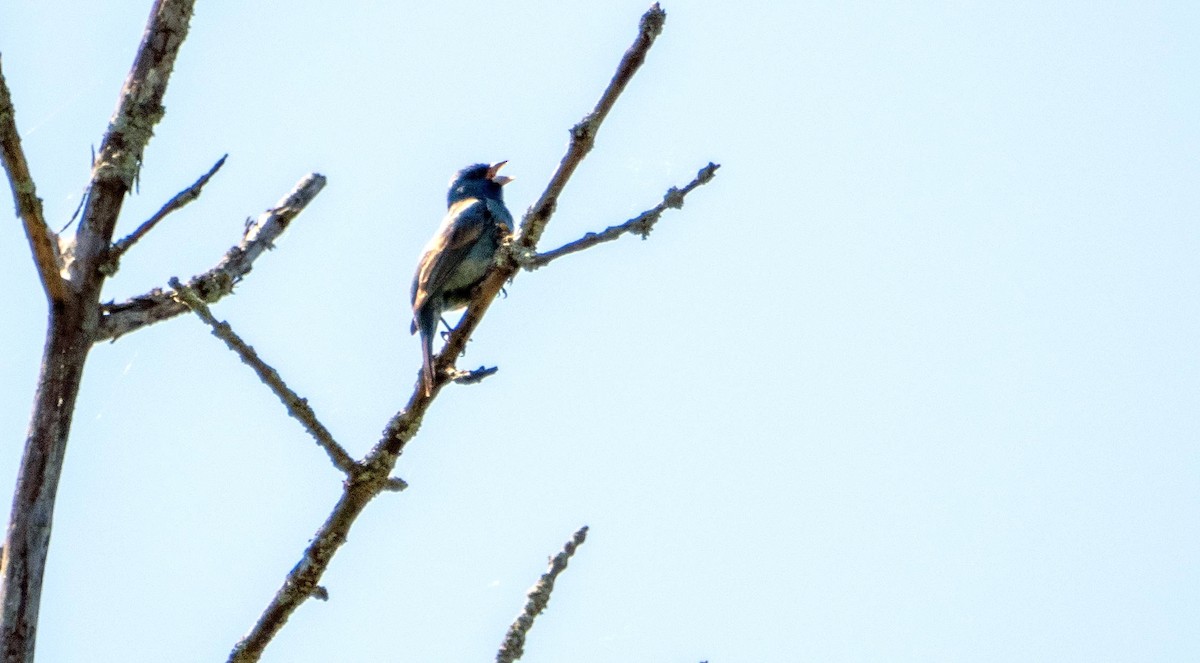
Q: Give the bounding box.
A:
[1,1,1198,661]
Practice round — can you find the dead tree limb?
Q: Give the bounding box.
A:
[516,3,668,250]
[0,3,197,661]
[1,4,330,662]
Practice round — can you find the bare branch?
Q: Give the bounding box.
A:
[230,7,686,661]
[419,3,670,400]
[104,153,227,272]
[516,2,667,250]
[496,526,590,663]
[169,278,358,477]
[520,162,720,270]
[96,173,327,342]
[2,4,197,661]
[0,55,68,303]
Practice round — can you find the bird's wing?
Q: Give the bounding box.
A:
[411,198,493,312]
[485,198,514,233]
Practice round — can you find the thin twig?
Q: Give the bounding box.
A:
[96,173,327,342]
[496,526,590,663]
[516,2,667,251]
[0,55,67,303]
[169,278,357,477]
[520,162,720,270]
[105,153,227,271]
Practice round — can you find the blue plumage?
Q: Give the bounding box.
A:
[411,162,514,394]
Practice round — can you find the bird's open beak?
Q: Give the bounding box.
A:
[488,160,514,186]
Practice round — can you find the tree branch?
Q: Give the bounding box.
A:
[96,173,327,342]
[104,153,227,273]
[421,2,670,402]
[228,6,689,661]
[520,162,720,270]
[2,3,196,662]
[169,279,358,477]
[0,55,68,304]
[496,526,589,663]
[516,2,666,251]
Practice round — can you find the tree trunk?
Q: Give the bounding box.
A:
[0,300,91,663]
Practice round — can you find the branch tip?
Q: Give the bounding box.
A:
[641,3,667,38]
[700,162,720,179]
[517,0,669,249]
[495,525,591,663]
[106,153,229,271]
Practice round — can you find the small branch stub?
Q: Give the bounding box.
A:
[452,365,499,385]
[381,477,409,492]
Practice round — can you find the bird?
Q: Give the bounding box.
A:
[411,161,514,394]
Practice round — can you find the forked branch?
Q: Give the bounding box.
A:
[228,6,696,663]
[417,2,674,403]
[517,3,667,250]
[2,3,198,663]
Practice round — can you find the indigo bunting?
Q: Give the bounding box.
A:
[411,161,514,393]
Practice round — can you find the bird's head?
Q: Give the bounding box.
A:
[447,161,513,206]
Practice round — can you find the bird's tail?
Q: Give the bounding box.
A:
[415,306,437,395]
